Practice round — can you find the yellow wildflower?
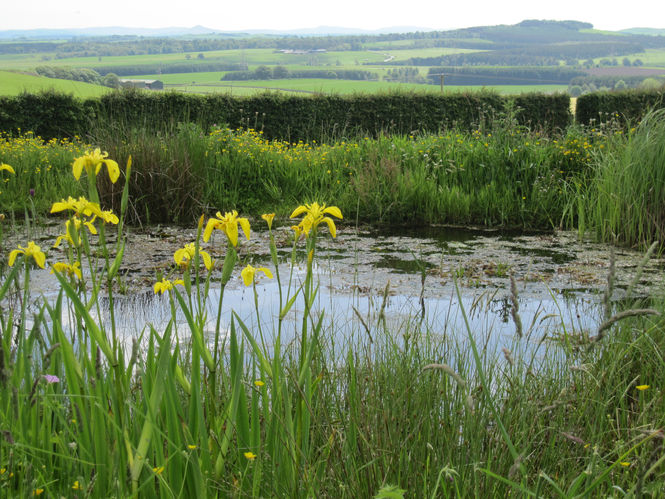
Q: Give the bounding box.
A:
[174,243,213,270]
[152,466,165,475]
[8,241,46,269]
[99,209,119,225]
[187,444,198,450]
[72,480,81,490]
[636,385,649,391]
[50,196,103,218]
[72,148,120,183]
[241,264,273,286]
[0,163,15,174]
[244,451,257,460]
[154,278,185,294]
[54,216,97,248]
[261,213,275,230]
[203,210,250,247]
[289,202,342,238]
[254,380,265,387]
[33,489,44,496]
[51,261,83,280]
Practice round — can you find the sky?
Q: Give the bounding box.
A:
[1,0,662,32]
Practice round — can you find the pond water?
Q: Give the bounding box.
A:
[6,221,664,355]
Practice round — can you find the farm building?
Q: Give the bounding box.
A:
[119,79,164,90]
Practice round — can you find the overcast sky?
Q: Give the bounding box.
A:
[2,0,661,32]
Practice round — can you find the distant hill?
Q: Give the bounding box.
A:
[620,28,665,36]
[0,25,219,39]
[0,25,434,40]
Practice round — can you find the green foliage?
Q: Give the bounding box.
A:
[579,108,665,248]
[0,88,572,142]
[0,90,93,139]
[575,88,665,125]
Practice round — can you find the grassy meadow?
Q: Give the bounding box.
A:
[0,70,111,97]
[1,109,665,497]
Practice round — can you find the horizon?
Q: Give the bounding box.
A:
[2,0,664,34]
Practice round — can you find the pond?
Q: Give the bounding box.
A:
[7,221,664,355]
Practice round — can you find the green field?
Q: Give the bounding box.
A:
[156,78,568,96]
[0,69,111,97]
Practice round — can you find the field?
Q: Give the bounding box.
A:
[0,69,111,97]
[158,79,568,95]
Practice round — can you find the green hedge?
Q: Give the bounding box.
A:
[576,89,665,125]
[0,89,572,141]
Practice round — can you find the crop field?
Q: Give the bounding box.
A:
[0,69,110,97]
[156,78,568,95]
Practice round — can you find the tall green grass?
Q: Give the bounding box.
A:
[580,108,665,248]
[83,120,598,228]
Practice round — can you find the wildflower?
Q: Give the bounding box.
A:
[54,217,97,248]
[72,481,81,490]
[50,196,103,218]
[620,461,631,467]
[51,261,82,280]
[244,451,257,460]
[636,385,649,391]
[8,241,46,269]
[241,264,273,286]
[254,380,265,387]
[154,278,185,294]
[33,489,44,496]
[290,202,343,238]
[174,243,213,270]
[152,466,165,475]
[99,209,119,225]
[187,444,197,450]
[261,213,275,230]
[72,148,120,183]
[0,163,15,174]
[203,210,250,247]
[43,374,60,384]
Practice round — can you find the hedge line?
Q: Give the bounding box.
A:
[576,89,665,125]
[0,89,573,141]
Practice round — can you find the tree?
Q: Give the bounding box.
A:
[272,65,289,79]
[254,65,271,79]
[614,80,627,90]
[568,85,583,97]
[102,73,120,89]
[639,78,662,90]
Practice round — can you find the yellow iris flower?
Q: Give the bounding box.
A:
[154,278,185,294]
[54,216,98,248]
[50,196,103,218]
[0,163,15,174]
[174,243,213,270]
[261,213,275,230]
[51,261,83,280]
[72,148,120,184]
[203,210,250,247]
[241,264,273,286]
[8,241,46,269]
[290,202,343,238]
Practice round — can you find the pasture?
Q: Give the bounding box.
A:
[0,69,111,97]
